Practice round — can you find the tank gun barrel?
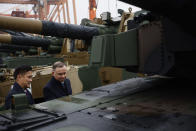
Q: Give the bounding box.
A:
[0,34,52,49]
[0,15,99,40]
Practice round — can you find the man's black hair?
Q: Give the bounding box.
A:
[14,65,32,79]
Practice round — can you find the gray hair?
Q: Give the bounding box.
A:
[52,61,66,70]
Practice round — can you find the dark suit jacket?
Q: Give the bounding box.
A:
[4,82,34,109]
[43,77,72,101]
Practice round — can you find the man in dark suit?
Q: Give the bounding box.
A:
[43,61,72,101]
[5,65,34,109]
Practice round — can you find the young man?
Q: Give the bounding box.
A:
[43,61,72,101]
[5,65,34,109]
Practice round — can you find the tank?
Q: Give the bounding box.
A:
[0,8,196,77]
[0,33,65,68]
[1,0,196,130]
